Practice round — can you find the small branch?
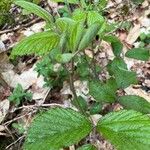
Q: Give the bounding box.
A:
[69,59,86,115]
[0,18,42,35]
[6,135,25,149]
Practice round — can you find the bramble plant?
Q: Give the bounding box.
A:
[11,0,150,150]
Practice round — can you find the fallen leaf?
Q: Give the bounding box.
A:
[0,99,10,124]
[126,24,140,44]
[124,86,150,103]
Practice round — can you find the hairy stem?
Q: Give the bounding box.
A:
[69,59,86,115]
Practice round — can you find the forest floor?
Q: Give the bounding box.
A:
[0,0,150,149]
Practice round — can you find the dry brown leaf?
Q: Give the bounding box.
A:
[125,86,150,103]
[0,125,5,132]
[126,24,141,45]
[0,99,10,124]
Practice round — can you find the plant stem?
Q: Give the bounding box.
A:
[91,43,99,79]
[69,59,86,115]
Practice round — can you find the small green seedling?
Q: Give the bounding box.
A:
[8,84,32,106]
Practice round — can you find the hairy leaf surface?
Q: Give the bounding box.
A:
[97,110,150,150]
[78,22,101,51]
[15,0,53,25]
[107,57,127,75]
[24,108,92,150]
[87,11,104,26]
[89,78,118,103]
[11,31,59,57]
[103,35,123,57]
[118,95,150,114]
[113,67,137,89]
[125,48,150,61]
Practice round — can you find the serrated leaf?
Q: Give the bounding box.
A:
[72,96,88,111]
[97,110,150,150]
[89,78,118,103]
[125,48,150,61]
[118,95,150,114]
[78,22,101,51]
[98,0,108,10]
[11,31,59,57]
[24,108,92,150]
[113,67,137,89]
[69,22,85,52]
[77,144,97,150]
[72,9,87,22]
[103,35,123,57]
[15,0,53,25]
[87,11,104,26]
[56,17,76,32]
[107,57,127,75]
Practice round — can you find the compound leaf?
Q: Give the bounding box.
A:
[11,31,59,57]
[24,108,92,150]
[97,110,150,150]
[125,48,150,61]
[118,95,150,114]
[15,0,53,25]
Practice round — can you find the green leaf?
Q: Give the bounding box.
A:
[97,110,150,150]
[8,84,32,106]
[72,96,88,111]
[125,48,150,61]
[69,22,85,52]
[14,0,53,25]
[72,9,87,22]
[103,35,123,57]
[107,57,127,75]
[118,95,150,114]
[24,108,92,150]
[113,67,137,89]
[56,53,73,63]
[89,78,118,103]
[90,102,102,115]
[132,0,144,4]
[98,0,108,10]
[87,11,104,26]
[11,31,59,57]
[78,22,101,51]
[56,17,76,32]
[77,144,97,150]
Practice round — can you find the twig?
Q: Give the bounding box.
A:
[3,111,36,126]
[0,18,42,35]
[6,135,25,149]
[69,59,87,116]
